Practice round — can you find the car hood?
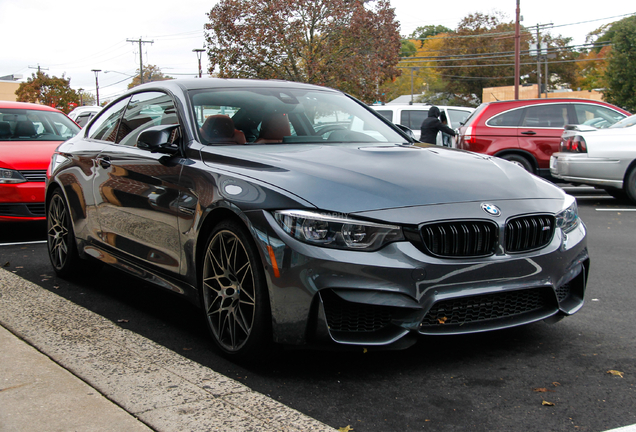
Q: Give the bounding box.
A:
[0,141,62,170]
[201,143,564,213]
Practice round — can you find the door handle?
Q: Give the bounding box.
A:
[520,131,536,135]
[97,156,111,168]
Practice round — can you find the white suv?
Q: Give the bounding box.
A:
[371,104,474,146]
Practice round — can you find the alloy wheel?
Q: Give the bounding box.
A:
[47,193,70,271]
[203,229,257,353]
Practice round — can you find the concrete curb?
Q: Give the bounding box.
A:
[0,268,336,432]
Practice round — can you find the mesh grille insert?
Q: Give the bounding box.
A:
[322,291,393,333]
[420,288,549,328]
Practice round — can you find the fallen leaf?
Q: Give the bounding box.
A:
[338,426,353,432]
[542,400,555,406]
[2,262,9,267]
[533,388,555,393]
[53,285,60,289]
[552,382,561,387]
[117,319,129,323]
[362,348,367,354]
[607,370,624,378]
[437,317,448,324]
[183,347,192,351]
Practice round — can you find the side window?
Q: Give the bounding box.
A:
[118,92,178,147]
[487,108,523,127]
[573,104,626,129]
[521,104,568,128]
[375,110,393,122]
[88,98,131,141]
[447,109,472,128]
[400,110,427,130]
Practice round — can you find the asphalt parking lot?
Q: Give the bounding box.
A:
[1,186,635,432]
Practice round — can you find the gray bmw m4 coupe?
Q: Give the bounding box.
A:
[46,79,589,359]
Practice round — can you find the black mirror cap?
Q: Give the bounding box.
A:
[137,124,180,154]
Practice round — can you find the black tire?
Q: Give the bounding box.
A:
[500,154,533,173]
[47,190,81,277]
[604,188,628,200]
[201,220,271,359]
[626,167,636,204]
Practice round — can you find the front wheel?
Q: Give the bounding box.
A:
[201,220,271,359]
[626,167,636,204]
[47,190,80,277]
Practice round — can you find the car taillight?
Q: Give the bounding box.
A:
[464,126,477,144]
[561,135,587,153]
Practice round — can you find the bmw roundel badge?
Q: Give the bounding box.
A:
[481,203,501,217]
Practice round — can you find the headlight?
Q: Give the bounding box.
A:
[274,210,404,251]
[556,194,580,233]
[0,169,27,184]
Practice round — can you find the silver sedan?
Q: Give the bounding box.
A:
[551,115,636,202]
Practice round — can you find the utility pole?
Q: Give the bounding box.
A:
[91,69,101,106]
[514,0,521,100]
[127,38,154,84]
[192,48,205,78]
[28,64,49,75]
[536,25,542,98]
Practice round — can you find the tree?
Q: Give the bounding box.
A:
[204,0,402,103]
[15,72,79,114]
[433,12,577,103]
[127,65,174,89]
[602,15,636,112]
[574,45,609,91]
[409,25,452,47]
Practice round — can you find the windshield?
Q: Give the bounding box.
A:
[609,114,636,129]
[0,108,80,141]
[189,87,406,145]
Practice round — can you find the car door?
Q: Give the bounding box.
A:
[517,103,569,170]
[92,91,185,273]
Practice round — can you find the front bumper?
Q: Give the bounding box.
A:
[249,208,589,350]
[0,182,46,221]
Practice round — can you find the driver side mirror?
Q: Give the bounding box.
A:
[137,124,180,154]
[395,124,416,140]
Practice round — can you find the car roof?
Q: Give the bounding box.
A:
[131,78,341,94]
[0,101,62,112]
[373,104,473,110]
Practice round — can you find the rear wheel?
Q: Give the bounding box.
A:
[626,167,636,204]
[47,190,80,277]
[500,154,533,173]
[201,220,271,359]
[604,188,628,200]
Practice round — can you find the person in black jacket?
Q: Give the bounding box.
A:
[419,106,456,145]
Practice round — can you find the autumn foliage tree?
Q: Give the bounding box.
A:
[602,15,636,112]
[127,65,174,89]
[15,72,79,113]
[204,0,402,103]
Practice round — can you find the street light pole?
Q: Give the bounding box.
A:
[91,69,101,106]
[193,48,205,78]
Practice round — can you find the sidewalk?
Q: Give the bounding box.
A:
[0,268,336,432]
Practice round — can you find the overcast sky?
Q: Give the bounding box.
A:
[1,0,633,103]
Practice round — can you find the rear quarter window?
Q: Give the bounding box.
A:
[486,108,523,127]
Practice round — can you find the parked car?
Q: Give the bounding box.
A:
[550,114,636,202]
[68,106,102,128]
[457,98,630,179]
[371,104,474,145]
[0,101,80,221]
[46,79,589,359]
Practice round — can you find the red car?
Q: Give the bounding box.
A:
[0,101,80,221]
[457,98,630,179]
